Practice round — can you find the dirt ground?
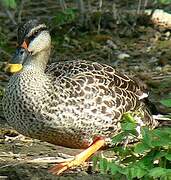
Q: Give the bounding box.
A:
[0,122,115,180]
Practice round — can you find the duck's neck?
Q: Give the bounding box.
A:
[23,49,51,74]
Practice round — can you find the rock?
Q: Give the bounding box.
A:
[117,53,130,60]
[106,40,117,49]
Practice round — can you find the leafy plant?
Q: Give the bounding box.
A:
[160,99,171,108]
[1,0,17,9]
[0,32,8,47]
[53,8,77,26]
[93,113,171,179]
[155,0,171,4]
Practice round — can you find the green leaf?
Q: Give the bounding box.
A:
[148,167,168,178]
[99,158,108,174]
[1,0,16,9]
[122,155,137,164]
[9,0,16,9]
[111,161,126,175]
[108,162,119,175]
[165,169,171,176]
[122,113,136,123]
[54,8,77,26]
[141,127,153,147]
[134,142,150,154]
[160,99,171,107]
[94,125,171,178]
[158,0,171,4]
[154,151,167,160]
[165,153,171,161]
[2,0,9,7]
[151,128,171,146]
[92,156,99,170]
[126,165,147,179]
[157,127,171,135]
[112,132,127,144]
[121,122,136,131]
[112,146,134,158]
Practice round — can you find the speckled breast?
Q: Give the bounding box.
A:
[3,73,117,149]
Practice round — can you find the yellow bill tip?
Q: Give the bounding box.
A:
[5,64,23,73]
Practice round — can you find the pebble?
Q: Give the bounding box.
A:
[106,40,117,49]
[117,53,130,60]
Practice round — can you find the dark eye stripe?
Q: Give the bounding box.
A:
[25,27,48,46]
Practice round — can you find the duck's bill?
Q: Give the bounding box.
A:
[5,47,28,73]
[5,63,23,73]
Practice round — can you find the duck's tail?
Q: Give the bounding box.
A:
[153,114,171,127]
[144,98,171,127]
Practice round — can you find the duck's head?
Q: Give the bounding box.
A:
[6,19,51,73]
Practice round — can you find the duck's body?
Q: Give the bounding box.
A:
[3,59,157,149]
[3,20,158,174]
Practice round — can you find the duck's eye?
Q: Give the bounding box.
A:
[28,34,36,42]
[27,31,39,42]
[34,30,39,36]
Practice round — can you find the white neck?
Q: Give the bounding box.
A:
[23,48,51,74]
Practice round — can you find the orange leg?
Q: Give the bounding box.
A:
[48,137,105,175]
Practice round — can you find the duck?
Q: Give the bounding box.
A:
[2,19,158,175]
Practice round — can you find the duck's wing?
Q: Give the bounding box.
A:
[46,60,144,98]
[46,60,154,127]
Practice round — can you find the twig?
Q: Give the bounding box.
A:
[27,156,74,164]
[112,3,117,20]
[59,0,67,11]
[17,0,25,23]
[0,155,75,169]
[137,0,142,15]
[87,0,92,13]
[97,0,103,34]
[5,9,16,25]
[144,0,148,10]
[77,0,85,25]
[151,74,171,80]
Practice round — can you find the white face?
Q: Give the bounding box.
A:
[28,31,51,55]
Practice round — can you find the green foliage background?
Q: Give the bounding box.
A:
[93,118,171,179]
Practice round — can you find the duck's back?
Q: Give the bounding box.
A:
[41,60,157,148]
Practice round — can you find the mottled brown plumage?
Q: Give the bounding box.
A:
[3,20,158,150]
